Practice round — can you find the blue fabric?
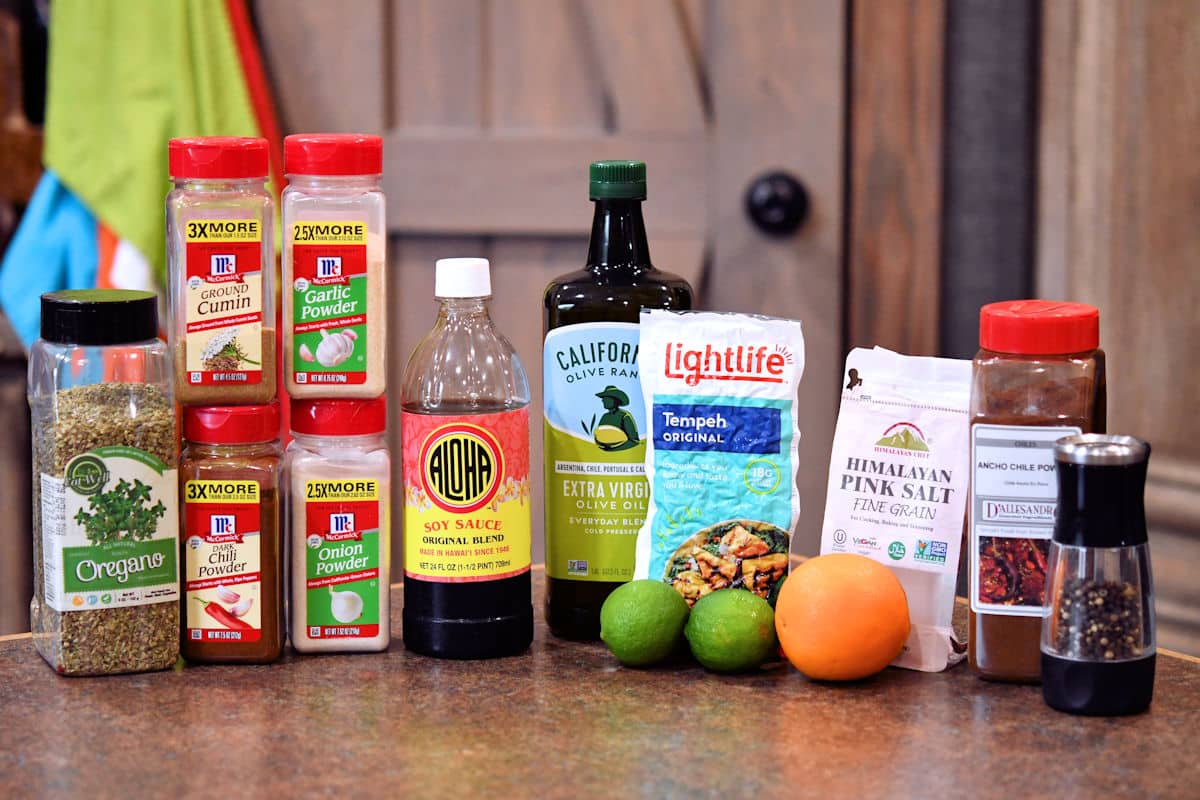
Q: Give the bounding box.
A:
[0,171,98,348]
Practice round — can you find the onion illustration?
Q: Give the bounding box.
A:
[329,587,363,623]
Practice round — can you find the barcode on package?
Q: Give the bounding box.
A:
[39,473,66,610]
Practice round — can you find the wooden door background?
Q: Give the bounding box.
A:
[256,0,846,567]
[1038,0,1200,653]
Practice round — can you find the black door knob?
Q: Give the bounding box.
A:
[744,171,809,237]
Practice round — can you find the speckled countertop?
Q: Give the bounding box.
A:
[1,569,1197,800]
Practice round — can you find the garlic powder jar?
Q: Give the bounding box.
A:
[281,134,386,398]
[286,398,391,653]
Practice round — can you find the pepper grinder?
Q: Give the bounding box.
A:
[1041,434,1155,715]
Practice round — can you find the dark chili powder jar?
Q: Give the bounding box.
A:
[967,301,1105,682]
[180,403,283,663]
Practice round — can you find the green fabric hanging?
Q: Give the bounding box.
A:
[43,0,261,285]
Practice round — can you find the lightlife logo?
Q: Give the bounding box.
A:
[663,342,793,386]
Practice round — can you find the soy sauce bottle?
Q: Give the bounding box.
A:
[542,161,693,640]
[401,258,533,658]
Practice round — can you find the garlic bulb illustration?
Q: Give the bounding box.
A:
[314,329,356,367]
[329,586,364,623]
[229,597,254,618]
[299,343,316,362]
[215,585,240,604]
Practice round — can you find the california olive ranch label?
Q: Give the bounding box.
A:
[184,218,264,385]
[544,323,647,582]
[40,446,179,613]
[291,220,369,386]
[183,480,263,643]
[303,479,383,639]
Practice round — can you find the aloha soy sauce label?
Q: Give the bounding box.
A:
[543,323,647,582]
[185,219,264,385]
[183,480,263,643]
[290,221,369,386]
[402,409,531,582]
[303,479,384,639]
[40,446,179,613]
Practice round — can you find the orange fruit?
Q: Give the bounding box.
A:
[774,553,910,681]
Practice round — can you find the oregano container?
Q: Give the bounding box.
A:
[28,290,180,676]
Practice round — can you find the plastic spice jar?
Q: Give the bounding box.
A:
[28,290,180,676]
[167,137,276,404]
[967,300,1106,682]
[180,403,284,664]
[286,398,391,653]
[282,134,386,398]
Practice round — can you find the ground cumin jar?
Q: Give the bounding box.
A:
[167,137,276,404]
[180,403,283,664]
[968,300,1105,681]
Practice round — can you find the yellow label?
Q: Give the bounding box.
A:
[185,219,262,243]
[305,479,380,502]
[184,480,260,504]
[402,408,532,583]
[292,220,368,245]
[183,480,263,640]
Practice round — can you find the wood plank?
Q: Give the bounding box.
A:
[381,132,707,235]
[485,0,606,132]
[0,10,42,205]
[487,238,587,565]
[393,0,484,129]
[846,0,945,355]
[707,0,845,555]
[254,0,387,133]
[580,0,706,132]
[1037,0,1200,656]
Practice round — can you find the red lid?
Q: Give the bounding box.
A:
[979,300,1100,355]
[184,402,280,444]
[169,137,269,180]
[284,134,383,176]
[291,398,387,436]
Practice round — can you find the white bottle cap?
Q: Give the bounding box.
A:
[435,258,492,298]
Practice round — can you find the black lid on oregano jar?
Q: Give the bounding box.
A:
[40,289,158,345]
[1054,434,1150,548]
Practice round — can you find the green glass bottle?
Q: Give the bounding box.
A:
[542,161,694,640]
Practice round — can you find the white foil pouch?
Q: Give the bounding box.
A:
[819,347,971,671]
[634,310,805,608]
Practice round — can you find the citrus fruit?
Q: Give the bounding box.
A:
[774,553,910,681]
[684,589,777,673]
[600,580,690,667]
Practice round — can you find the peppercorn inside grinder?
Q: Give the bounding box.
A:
[1041,434,1155,715]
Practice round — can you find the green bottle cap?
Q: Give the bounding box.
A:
[589,160,647,200]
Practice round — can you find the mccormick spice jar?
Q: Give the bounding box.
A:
[967,300,1105,681]
[167,137,276,404]
[282,134,386,399]
[1041,434,1155,716]
[180,403,283,664]
[28,290,180,675]
[286,398,391,653]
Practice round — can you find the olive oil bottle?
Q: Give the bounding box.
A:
[542,161,694,640]
[402,258,533,658]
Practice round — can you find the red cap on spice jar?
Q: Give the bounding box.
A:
[184,402,281,444]
[169,137,269,180]
[284,133,383,176]
[291,398,387,437]
[979,300,1100,355]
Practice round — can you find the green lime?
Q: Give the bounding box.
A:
[600,580,690,667]
[685,589,778,673]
